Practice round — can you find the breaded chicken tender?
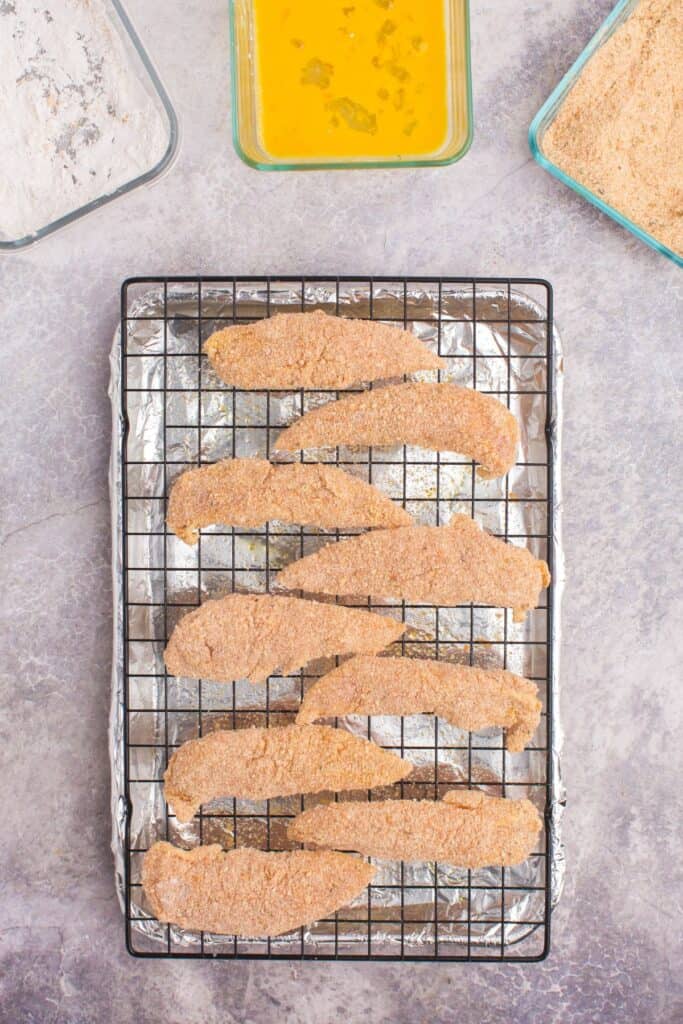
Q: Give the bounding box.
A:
[164,724,413,821]
[164,593,405,684]
[296,655,541,752]
[204,310,444,389]
[275,382,519,478]
[289,790,542,868]
[143,843,374,937]
[277,517,550,622]
[167,458,411,544]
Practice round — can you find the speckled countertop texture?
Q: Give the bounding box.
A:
[1,1,681,1021]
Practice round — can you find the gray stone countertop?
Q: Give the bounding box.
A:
[1,1,680,1021]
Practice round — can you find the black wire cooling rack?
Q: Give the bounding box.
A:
[118,275,558,962]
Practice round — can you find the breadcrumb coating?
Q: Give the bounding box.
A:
[277,517,550,622]
[143,843,374,937]
[204,310,444,389]
[289,790,542,868]
[167,458,411,544]
[163,593,405,684]
[296,655,541,752]
[541,0,683,258]
[164,724,413,822]
[275,381,519,478]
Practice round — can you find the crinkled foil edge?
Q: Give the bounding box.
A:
[109,330,127,913]
[548,322,566,912]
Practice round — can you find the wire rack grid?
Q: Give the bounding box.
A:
[118,275,558,962]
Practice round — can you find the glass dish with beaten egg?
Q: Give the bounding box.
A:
[230,0,472,170]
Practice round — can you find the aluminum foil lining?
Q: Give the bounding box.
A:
[109,281,565,957]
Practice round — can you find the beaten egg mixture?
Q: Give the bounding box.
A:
[253,0,452,160]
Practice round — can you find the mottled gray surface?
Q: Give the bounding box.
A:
[1,0,681,1021]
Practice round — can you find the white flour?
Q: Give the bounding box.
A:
[0,0,171,242]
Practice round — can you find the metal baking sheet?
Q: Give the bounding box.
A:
[109,276,565,961]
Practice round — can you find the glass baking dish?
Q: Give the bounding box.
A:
[529,0,682,269]
[0,0,179,252]
[230,0,472,170]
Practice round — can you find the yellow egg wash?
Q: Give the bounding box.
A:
[252,0,452,161]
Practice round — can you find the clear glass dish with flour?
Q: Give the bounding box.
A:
[0,0,178,250]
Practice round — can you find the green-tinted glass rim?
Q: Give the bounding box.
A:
[229,0,473,171]
[529,0,682,269]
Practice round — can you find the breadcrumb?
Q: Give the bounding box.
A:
[275,381,519,478]
[164,724,413,821]
[143,843,375,937]
[296,655,541,751]
[204,309,444,389]
[541,0,683,258]
[289,790,542,867]
[277,517,550,622]
[164,593,405,684]
[167,458,411,544]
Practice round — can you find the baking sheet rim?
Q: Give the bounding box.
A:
[108,281,566,949]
